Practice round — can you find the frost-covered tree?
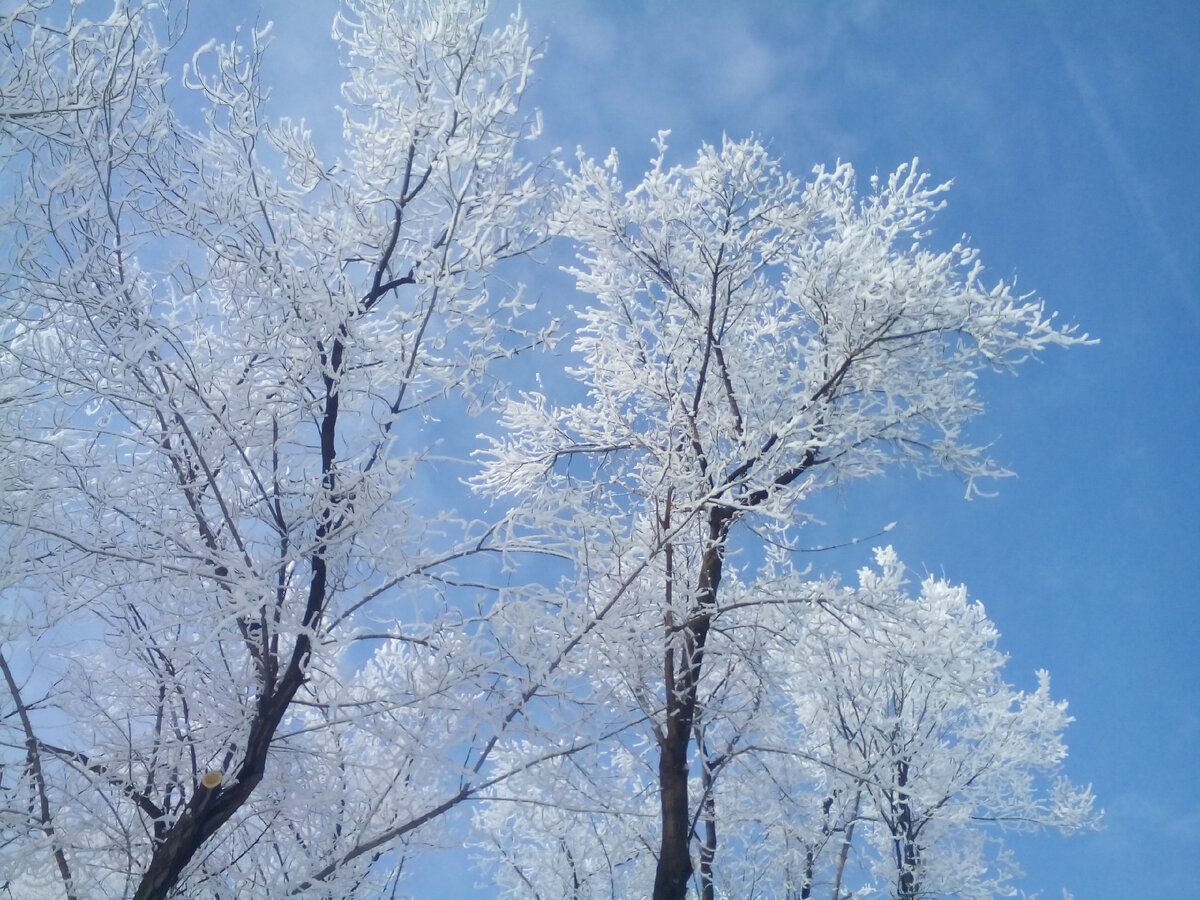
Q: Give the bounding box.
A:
[783,548,1098,900]
[0,0,553,896]
[470,549,1100,900]
[477,135,1091,900]
[702,549,1100,900]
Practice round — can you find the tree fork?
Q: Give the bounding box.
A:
[133,329,341,900]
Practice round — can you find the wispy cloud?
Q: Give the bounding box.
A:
[1036,0,1196,325]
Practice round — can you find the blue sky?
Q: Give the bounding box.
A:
[191,1,1198,896]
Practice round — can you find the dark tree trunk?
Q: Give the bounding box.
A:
[654,718,695,900]
[649,447,816,900]
[798,795,835,900]
[652,506,732,900]
[130,610,318,900]
[893,759,921,900]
